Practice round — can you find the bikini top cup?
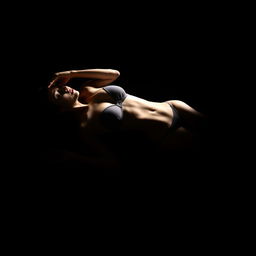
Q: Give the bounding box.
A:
[100,85,127,130]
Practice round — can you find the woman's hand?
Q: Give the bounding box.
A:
[48,71,72,88]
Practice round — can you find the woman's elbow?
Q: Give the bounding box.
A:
[109,69,120,78]
[115,70,120,76]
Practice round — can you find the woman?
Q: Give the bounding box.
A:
[43,68,208,174]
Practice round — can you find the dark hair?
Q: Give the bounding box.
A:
[36,86,58,112]
[35,86,80,150]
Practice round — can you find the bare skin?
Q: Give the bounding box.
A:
[47,69,208,169]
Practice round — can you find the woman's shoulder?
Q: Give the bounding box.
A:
[78,86,103,103]
[80,85,102,94]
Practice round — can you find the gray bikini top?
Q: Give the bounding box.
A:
[100,85,127,130]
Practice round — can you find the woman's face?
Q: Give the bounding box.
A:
[48,85,79,109]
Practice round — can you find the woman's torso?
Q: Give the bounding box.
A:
[78,85,174,143]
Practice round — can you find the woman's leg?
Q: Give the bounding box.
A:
[167,100,208,134]
[156,101,210,169]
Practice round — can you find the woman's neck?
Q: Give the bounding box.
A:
[73,100,87,108]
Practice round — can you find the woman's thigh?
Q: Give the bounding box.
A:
[166,100,207,133]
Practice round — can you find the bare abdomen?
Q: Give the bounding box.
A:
[122,95,173,142]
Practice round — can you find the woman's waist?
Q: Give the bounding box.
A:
[122,103,173,129]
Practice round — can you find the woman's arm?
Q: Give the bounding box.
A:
[71,68,120,88]
[48,69,120,88]
[69,69,120,80]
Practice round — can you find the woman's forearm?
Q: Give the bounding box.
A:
[70,69,120,80]
[48,69,120,89]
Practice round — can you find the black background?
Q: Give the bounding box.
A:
[2,3,251,242]
[7,2,243,178]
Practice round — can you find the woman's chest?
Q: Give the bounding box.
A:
[79,102,114,133]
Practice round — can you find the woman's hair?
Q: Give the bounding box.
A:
[37,86,58,112]
[36,86,80,150]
